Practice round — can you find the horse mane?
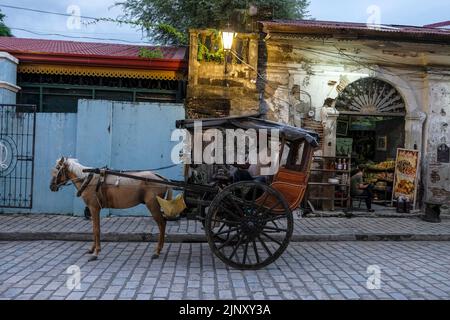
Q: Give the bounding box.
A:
[64,158,91,178]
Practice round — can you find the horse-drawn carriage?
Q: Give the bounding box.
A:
[50,114,319,270]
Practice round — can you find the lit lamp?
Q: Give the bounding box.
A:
[222,27,235,74]
[222,30,235,51]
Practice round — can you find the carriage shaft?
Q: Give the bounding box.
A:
[82,169,217,194]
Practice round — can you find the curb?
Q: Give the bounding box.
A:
[1,232,450,242]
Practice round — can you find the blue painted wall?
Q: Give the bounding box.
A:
[1,100,185,216]
[0,89,16,104]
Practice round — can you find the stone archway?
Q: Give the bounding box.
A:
[335,78,406,115]
[322,74,426,157]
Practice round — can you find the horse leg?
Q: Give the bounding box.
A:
[88,206,101,261]
[146,201,166,259]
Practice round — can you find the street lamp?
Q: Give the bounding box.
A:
[222,30,235,51]
[222,27,235,74]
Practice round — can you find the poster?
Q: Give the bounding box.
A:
[392,148,420,208]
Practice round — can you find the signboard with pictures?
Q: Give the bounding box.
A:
[392,148,420,210]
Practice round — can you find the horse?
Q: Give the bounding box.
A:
[50,157,172,261]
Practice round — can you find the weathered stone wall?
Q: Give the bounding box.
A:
[186,30,259,118]
[259,37,449,206]
[424,73,450,204]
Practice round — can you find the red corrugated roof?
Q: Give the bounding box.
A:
[261,19,450,42]
[0,37,187,72]
[0,37,186,60]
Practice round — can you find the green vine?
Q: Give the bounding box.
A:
[139,47,164,59]
[197,43,224,63]
[197,29,225,63]
[156,23,188,45]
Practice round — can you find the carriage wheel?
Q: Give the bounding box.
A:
[205,181,293,270]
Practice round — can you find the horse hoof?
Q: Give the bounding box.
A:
[85,250,94,255]
[88,255,98,262]
[151,254,159,259]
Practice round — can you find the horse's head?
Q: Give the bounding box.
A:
[50,157,70,192]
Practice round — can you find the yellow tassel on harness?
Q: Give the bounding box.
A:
[156,193,187,219]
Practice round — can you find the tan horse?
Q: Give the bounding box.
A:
[50,157,171,261]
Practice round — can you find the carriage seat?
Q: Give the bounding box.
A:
[269,167,307,211]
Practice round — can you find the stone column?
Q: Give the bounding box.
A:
[319,104,339,210]
[0,52,20,104]
[188,31,199,86]
[248,37,258,80]
[321,105,340,157]
[405,110,426,151]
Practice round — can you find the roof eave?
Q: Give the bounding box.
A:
[260,22,450,45]
[10,52,187,72]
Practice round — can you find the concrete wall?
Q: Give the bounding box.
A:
[1,100,185,216]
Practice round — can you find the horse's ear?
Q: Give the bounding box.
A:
[59,157,65,164]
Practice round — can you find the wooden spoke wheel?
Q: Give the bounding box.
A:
[205,181,293,270]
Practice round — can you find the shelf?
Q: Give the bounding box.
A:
[308,182,350,187]
[366,167,395,172]
[310,169,351,173]
[373,178,394,183]
[307,155,352,211]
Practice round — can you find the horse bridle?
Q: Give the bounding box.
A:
[53,163,83,189]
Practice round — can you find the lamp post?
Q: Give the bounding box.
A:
[222,27,235,74]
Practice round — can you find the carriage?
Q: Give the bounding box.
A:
[80,114,320,270]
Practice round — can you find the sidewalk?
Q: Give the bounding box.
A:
[1,213,449,242]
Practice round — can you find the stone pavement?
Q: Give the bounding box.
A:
[0,241,449,300]
[0,214,450,242]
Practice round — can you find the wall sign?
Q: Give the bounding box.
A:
[437,144,450,163]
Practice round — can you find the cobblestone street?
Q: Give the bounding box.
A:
[1,240,449,300]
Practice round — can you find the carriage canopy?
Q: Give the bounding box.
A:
[176,114,320,148]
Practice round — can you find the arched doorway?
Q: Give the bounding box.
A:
[334,77,407,205]
[335,77,406,163]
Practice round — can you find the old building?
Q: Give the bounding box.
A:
[258,20,450,208]
[187,20,450,208]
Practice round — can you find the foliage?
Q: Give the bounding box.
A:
[0,10,12,37]
[116,0,310,45]
[198,43,224,63]
[197,29,224,63]
[139,47,164,58]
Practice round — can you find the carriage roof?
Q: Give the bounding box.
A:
[176,114,320,148]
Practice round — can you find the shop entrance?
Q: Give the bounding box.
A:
[335,77,406,207]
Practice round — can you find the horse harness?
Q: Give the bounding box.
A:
[76,169,109,208]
